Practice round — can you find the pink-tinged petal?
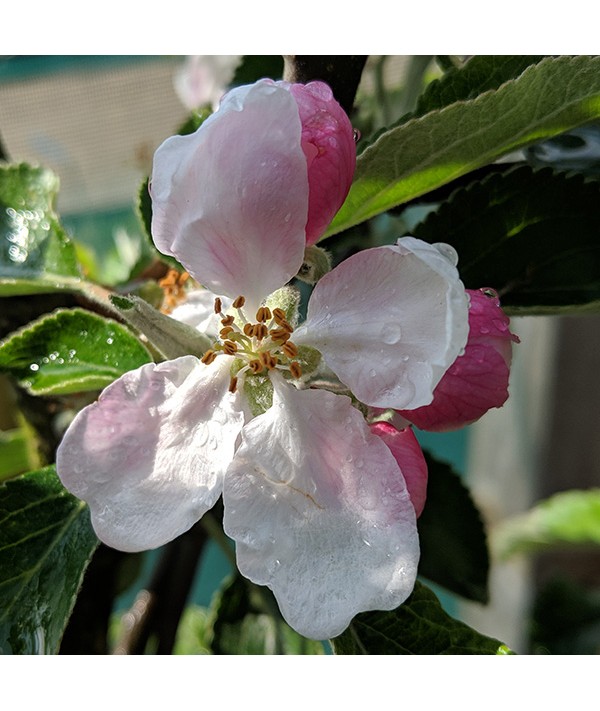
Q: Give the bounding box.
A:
[56,356,244,552]
[286,81,356,245]
[398,288,520,431]
[294,237,469,410]
[370,422,428,517]
[151,80,308,310]
[223,376,418,640]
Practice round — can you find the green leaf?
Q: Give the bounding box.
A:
[413,55,546,118]
[0,164,84,295]
[331,581,509,654]
[418,452,489,603]
[413,165,600,313]
[326,56,600,237]
[0,465,98,654]
[210,574,325,655]
[0,424,40,482]
[231,56,283,85]
[494,489,600,559]
[0,308,152,395]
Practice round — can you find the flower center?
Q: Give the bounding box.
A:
[200,295,303,392]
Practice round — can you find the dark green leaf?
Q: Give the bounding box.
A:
[418,452,489,603]
[0,308,152,395]
[0,164,84,295]
[494,489,600,559]
[231,56,283,85]
[331,581,509,654]
[210,574,324,655]
[326,56,600,237]
[413,165,600,313]
[0,465,98,654]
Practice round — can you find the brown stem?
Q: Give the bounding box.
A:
[283,55,368,115]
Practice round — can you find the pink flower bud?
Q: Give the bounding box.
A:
[286,81,356,245]
[397,288,519,431]
[370,421,428,517]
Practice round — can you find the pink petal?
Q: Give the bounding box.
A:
[369,422,428,518]
[398,288,519,431]
[151,80,308,311]
[223,375,418,640]
[56,357,244,552]
[287,81,356,245]
[294,238,469,410]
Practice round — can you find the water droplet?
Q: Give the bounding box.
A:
[480,287,499,300]
[106,337,114,345]
[381,323,402,345]
[369,368,377,377]
[29,363,39,371]
[362,538,371,547]
[353,128,361,143]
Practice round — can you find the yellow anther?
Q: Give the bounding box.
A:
[201,349,218,365]
[289,362,302,379]
[282,341,298,358]
[256,306,272,323]
[269,327,291,344]
[233,295,246,309]
[249,359,263,374]
[223,340,238,355]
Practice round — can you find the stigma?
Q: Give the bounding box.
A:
[201,296,303,392]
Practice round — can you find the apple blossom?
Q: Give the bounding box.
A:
[56,79,470,640]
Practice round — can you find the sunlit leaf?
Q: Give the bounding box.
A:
[326,56,600,237]
[0,308,152,395]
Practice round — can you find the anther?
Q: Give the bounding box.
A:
[259,352,278,370]
[233,295,246,309]
[249,359,263,374]
[220,326,234,338]
[269,327,291,343]
[229,376,238,393]
[201,350,218,365]
[255,323,268,340]
[272,308,286,322]
[282,341,298,358]
[213,297,222,314]
[223,340,238,355]
[289,362,303,379]
[256,306,272,323]
[221,314,235,326]
[243,323,256,338]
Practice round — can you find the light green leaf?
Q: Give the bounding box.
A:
[0,465,98,654]
[331,581,510,654]
[494,489,600,559]
[326,56,600,237]
[413,165,600,313]
[0,424,40,482]
[0,308,152,395]
[0,164,84,295]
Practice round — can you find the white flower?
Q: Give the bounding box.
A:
[56,80,469,639]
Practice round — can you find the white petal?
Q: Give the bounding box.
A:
[170,289,231,337]
[222,376,419,640]
[294,238,469,409]
[56,356,244,552]
[151,80,308,311]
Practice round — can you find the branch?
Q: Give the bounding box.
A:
[283,55,368,115]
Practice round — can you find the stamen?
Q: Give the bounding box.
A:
[272,308,287,323]
[221,314,235,326]
[256,306,272,323]
[223,340,238,355]
[232,295,246,309]
[259,352,278,370]
[282,341,298,358]
[213,297,222,314]
[269,327,291,344]
[289,362,302,379]
[255,323,268,340]
[201,349,218,365]
[243,323,256,338]
[229,376,238,393]
[249,359,263,374]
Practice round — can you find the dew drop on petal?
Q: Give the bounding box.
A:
[381,323,402,345]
